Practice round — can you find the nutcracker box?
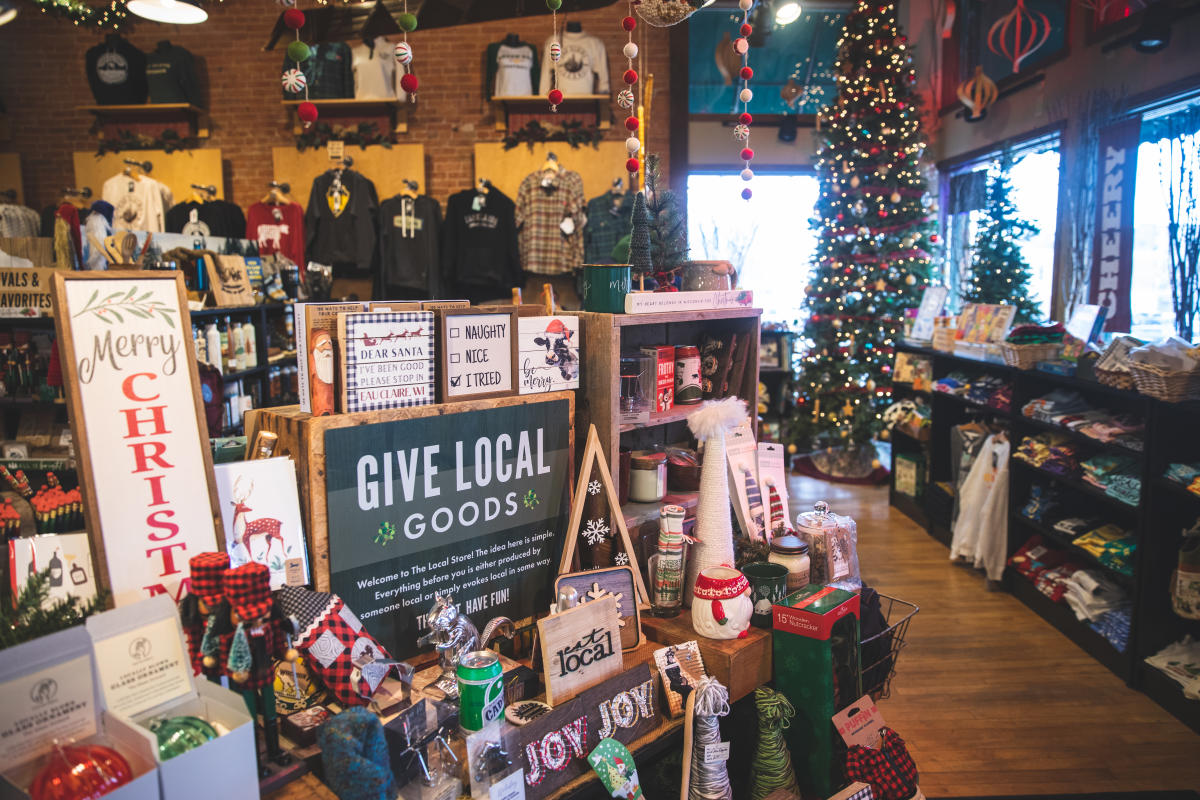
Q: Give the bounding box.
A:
[772,586,862,799]
[86,595,257,800]
[0,626,160,800]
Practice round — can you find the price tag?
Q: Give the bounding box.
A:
[704,742,730,763]
[327,140,345,161]
[490,769,526,800]
[285,557,305,586]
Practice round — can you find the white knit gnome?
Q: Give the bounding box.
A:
[685,397,747,604]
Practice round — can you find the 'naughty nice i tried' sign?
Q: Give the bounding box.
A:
[53,273,219,607]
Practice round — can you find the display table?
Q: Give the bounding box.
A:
[641,609,773,703]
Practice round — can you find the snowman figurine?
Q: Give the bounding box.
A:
[691,566,753,640]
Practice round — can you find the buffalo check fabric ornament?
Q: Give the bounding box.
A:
[844,728,920,800]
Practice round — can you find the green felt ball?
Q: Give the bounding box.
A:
[545,0,561,9]
[286,40,311,62]
[398,12,418,31]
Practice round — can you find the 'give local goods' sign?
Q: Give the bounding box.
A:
[324,398,571,658]
[54,274,218,607]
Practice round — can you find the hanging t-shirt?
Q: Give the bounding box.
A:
[583,190,632,264]
[165,200,246,239]
[378,194,441,298]
[515,168,585,276]
[305,169,379,276]
[351,39,407,101]
[539,30,609,95]
[102,174,173,233]
[85,34,148,105]
[146,40,200,105]
[247,201,306,267]
[442,188,521,302]
[487,40,539,98]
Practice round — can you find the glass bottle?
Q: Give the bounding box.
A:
[230,317,244,372]
[217,318,229,371]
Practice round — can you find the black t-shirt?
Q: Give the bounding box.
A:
[166,200,247,239]
[85,35,148,105]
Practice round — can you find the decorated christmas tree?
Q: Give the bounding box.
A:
[964,150,1042,322]
[790,0,934,466]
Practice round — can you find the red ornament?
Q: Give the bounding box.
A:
[30,745,133,800]
[740,147,754,161]
[548,88,563,105]
[622,15,636,31]
[930,234,939,243]
[741,187,753,200]
[870,146,881,155]
[897,102,906,109]
[624,116,640,132]
[740,23,752,36]
[283,8,305,29]
[626,157,640,174]
[739,112,753,125]
[297,101,319,124]
[879,209,888,217]
[740,66,754,80]
[623,69,638,85]
[836,213,844,221]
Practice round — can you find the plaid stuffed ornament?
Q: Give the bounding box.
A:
[844,728,919,800]
[276,586,395,706]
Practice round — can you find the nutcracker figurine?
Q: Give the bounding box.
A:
[223,562,298,776]
[178,552,230,683]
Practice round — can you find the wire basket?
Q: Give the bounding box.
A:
[860,594,919,701]
[1129,360,1200,402]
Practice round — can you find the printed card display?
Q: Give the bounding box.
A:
[640,346,674,412]
[295,301,367,413]
[51,273,219,606]
[756,442,790,535]
[537,596,623,706]
[338,310,436,412]
[652,642,705,718]
[832,695,886,748]
[0,644,96,773]
[213,457,309,589]
[908,286,948,342]
[441,308,517,401]
[725,420,765,541]
[8,532,97,605]
[517,316,580,394]
[90,613,192,718]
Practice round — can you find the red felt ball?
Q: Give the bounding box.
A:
[283,8,305,29]
[548,88,563,105]
[623,68,638,85]
[879,209,888,217]
[626,157,640,173]
[624,116,640,131]
[401,73,419,93]
[622,15,636,31]
[740,23,752,36]
[741,187,753,200]
[297,101,318,123]
[740,147,754,161]
[740,66,754,80]
[739,112,753,125]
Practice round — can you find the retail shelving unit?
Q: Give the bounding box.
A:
[890,341,1200,732]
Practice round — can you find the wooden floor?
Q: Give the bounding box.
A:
[270,475,1200,799]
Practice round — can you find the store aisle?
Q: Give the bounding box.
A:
[789,474,1200,795]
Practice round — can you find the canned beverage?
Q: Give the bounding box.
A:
[457,650,505,731]
[675,346,702,404]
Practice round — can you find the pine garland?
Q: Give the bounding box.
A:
[0,568,107,651]
[29,0,128,30]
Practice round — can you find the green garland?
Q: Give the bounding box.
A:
[27,0,128,29]
[95,128,200,155]
[294,121,392,152]
[502,120,604,151]
[1,568,107,651]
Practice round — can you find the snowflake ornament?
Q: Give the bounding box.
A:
[581,517,611,546]
[613,552,629,566]
[588,479,602,496]
[587,581,626,626]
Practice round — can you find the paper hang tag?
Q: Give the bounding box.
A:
[490,769,526,800]
[560,216,576,236]
[704,742,730,763]
[327,140,345,161]
[832,695,886,749]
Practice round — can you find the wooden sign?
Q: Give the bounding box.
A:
[439,306,516,401]
[51,271,220,605]
[554,566,642,651]
[652,641,706,718]
[338,310,436,412]
[205,254,253,306]
[295,301,367,413]
[537,595,623,706]
[0,267,58,317]
[577,663,657,748]
[503,697,590,800]
[517,315,580,394]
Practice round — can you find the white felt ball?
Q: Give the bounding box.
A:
[626,137,641,154]
[617,89,636,109]
[281,68,307,93]
[733,37,749,55]
[738,0,752,9]
[741,168,754,181]
[393,42,412,65]
[739,88,753,103]
[623,42,638,59]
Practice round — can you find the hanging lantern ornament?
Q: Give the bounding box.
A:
[987,0,1050,75]
[621,2,640,175]
[398,0,418,102]
[733,0,754,200]
[547,0,562,110]
[956,65,998,122]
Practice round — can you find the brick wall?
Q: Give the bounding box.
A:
[0,2,671,210]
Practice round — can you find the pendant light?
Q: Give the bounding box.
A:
[127,0,207,24]
[0,0,16,25]
[775,1,802,25]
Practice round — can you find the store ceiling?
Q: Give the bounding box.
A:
[265,0,623,48]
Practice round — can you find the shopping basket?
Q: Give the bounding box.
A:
[860,594,918,701]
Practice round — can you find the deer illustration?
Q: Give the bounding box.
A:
[231,476,285,560]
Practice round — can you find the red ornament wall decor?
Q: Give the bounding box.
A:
[987,0,1051,74]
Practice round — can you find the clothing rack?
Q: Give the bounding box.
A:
[0,189,16,202]
[123,158,153,173]
[62,186,93,200]
[268,181,291,194]
[190,183,217,197]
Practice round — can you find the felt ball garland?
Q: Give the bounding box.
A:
[733,0,755,199]
[398,0,417,101]
[621,2,640,176]
[283,6,317,127]
[547,0,561,110]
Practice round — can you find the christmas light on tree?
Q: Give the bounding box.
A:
[790,0,934,463]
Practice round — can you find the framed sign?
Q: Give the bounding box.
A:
[554,566,642,651]
[517,315,580,394]
[537,596,623,706]
[51,271,220,606]
[205,254,253,306]
[338,310,436,412]
[439,307,517,401]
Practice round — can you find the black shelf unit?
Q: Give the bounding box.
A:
[890,341,1199,732]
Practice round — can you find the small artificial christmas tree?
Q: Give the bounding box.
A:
[790,0,934,462]
[629,190,653,285]
[644,154,687,290]
[963,150,1042,322]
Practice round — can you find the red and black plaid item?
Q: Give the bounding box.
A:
[276,585,395,707]
[224,562,285,690]
[844,727,920,800]
[181,552,229,674]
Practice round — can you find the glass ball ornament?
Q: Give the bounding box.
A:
[30,744,133,800]
[286,40,311,63]
[625,136,641,154]
[393,41,412,65]
[890,191,901,204]
[549,42,561,62]
[148,716,219,760]
[617,89,635,109]
[740,167,754,181]
[849,175,860,188]
[733,123,750,141]
[623,42,638,59]
[397,11,418,31]
[852,200,867,217]
[739,88,753,103]
[281,68,307,94]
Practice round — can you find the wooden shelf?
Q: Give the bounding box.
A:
[77,103,210,139]
[608,307,762,327]
[282,98,408,135]
[622,491,698,528]
[619,403,699,433]
[490,93,612,131]
[1009,512,1136,588]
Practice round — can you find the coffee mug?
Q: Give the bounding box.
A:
[581,264,631,313]
[741,561,789,628]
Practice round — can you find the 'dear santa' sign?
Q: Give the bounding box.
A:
[52,272,220,606]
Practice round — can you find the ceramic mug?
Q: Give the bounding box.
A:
[691,566,752,640]
[581,264,631,313]
[741,561,788,628]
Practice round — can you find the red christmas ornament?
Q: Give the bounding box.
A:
[297,101,319,124]
[836,213,844,221]
[626,157,640,173]
[741,187,753,200]
[625,116,640,132]
[930,234,939,243]
[739,112,753,125]
[283,8,305,29]
[897,102,906,109]
[30,745,133,800]
[740,147,754,161]
[740,66,754,80]
[870,146,881,155]
[548,88,563,105]
[623,68,638,85]
[740,23,752,35]
[879,209,888,217]
[621,15,636,31]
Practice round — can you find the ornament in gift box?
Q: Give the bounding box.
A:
[30,744,132,800]
[147,715,219,760]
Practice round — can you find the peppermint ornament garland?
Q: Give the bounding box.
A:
[621,4,640,176]
[398,0,418,101]
[282,6,317,127]
[547,0,562,110]
[734,0,755,200]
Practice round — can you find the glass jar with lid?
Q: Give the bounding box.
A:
[629,451,667,503]
[768,534,810,593]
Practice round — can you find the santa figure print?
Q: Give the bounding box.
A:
[309,328,336,415]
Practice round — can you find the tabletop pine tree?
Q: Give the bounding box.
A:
[791,0,934,472]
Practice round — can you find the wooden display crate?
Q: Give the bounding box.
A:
[641,609,772,703]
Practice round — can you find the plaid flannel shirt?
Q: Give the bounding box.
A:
[583,191,632,264]
[516,169,585,275]
[844,728,919,800]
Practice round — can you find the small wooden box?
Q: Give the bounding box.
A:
[640,609,771,704]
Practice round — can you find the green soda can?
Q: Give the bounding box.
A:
[457,650,505,732]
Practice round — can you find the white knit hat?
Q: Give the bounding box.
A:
[684,397,748,604]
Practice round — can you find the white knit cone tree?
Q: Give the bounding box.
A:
[685,397,747,604]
